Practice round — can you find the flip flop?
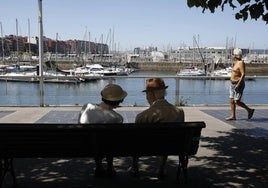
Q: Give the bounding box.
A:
[225,117,236,121]
[248,109,255,119]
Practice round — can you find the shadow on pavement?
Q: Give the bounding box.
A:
[191,128,268,187]
[2,128,267,188]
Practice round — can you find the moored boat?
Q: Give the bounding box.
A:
[177,67,206,77]
[211,67,232,77]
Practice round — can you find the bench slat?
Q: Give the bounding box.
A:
[0,122,205,158]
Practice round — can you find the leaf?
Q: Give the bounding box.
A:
[249,3,264,20]
[208,0,222,13]
[228,0,236,9]
[187,0,205,8]
[237,0,245,5]
[186,0,267,23]
[235,13,243,20]
[187,0,196,8]
[242,11,248,21]
[237,0,251,5]
[263,13,268,24]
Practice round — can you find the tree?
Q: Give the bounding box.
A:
[187,0,268,24]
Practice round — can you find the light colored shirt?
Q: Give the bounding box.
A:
[78,103,123,124]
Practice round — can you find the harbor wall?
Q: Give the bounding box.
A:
[5,60,268,73]
[128,62,186,72]
[127,62,268,73]
[53,61,268,73]
[246,63,268,73]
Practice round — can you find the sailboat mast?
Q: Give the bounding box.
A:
[16,18,19,59]
[84,28,87,54]
[88,32,90,56]
[0,22,4,63]
[56,32,58,61]
[28,19,31,57]
[112,27,114,53]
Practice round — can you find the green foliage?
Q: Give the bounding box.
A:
[187,0,268,23]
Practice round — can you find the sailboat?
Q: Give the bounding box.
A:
[177,35,206,77]
[177,66,206,77]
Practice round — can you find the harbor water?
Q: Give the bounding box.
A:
[0,71,268,106]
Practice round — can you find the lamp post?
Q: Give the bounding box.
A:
[38,0,44,106]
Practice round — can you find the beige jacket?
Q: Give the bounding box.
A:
[135,99,184,123]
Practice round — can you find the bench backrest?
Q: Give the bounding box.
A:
[0,122,206,158]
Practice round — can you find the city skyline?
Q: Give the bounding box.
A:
[1,0,267,51]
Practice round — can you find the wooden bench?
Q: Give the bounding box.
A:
[0,121,206,186]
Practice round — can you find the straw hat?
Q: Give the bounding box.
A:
[101,84,127,101]
[142,78,168,92]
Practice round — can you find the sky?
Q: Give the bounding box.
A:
[0,0,267,51]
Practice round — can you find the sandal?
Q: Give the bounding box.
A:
[225,117,236,121]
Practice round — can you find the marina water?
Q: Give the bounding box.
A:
[0,71,267,106]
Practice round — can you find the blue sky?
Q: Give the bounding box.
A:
[1,0,267,51]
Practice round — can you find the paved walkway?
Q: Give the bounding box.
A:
[0,105,267,188]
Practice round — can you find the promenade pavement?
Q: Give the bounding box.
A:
[0,105,267,188]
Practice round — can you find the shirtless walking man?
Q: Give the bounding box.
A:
[226,48,254,121]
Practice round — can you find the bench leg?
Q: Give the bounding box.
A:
[176,155,188,184]
[1,158,16,188]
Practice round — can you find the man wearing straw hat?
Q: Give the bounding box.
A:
[78,84,127,177]
[129,78,184,179]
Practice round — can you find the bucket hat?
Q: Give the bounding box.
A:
[142,78,168,92]
[101,84,127,101]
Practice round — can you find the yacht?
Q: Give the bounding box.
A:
[211,67,232,77]
[177,67,206,77]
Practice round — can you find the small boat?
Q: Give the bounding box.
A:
[0,71,81,84]
[0,71,38,82]
[209,67,256,81]
[86,64,118,76]
[177,67,206,77]
[211,67,232,77]
[43,71,82,84]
